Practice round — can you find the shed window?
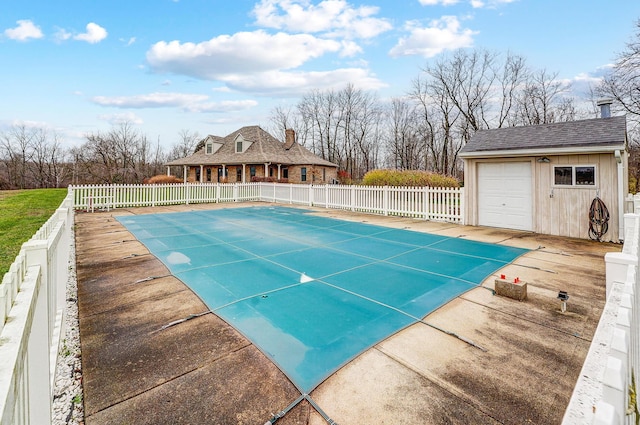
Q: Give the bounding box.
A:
[301,167,307,182]
[553,165,596,186]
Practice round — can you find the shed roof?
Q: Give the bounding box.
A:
[460,116,627,157]
[166,126,338,168]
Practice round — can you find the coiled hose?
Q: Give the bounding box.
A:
[588,197,610,241]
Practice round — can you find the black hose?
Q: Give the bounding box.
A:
[588,197,610,241]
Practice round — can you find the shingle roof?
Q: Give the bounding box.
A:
[460,116,627,156]
[166,126,337,167]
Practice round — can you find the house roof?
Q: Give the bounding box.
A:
[459,116,627,158]
[166,126,338,168]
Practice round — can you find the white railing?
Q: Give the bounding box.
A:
[563,203,640,423]
[0,192,74,425]
[70,182,464,223]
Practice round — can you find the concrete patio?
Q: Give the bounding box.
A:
[75,202,619,424]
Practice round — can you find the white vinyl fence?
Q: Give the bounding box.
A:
[70,182,464,223]
[0,193,74,425]
[562,197,640,424]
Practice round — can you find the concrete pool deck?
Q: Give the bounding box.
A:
[75,202,620,425]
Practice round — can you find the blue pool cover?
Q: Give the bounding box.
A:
[117,206,528,392]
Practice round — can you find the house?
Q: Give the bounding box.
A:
[165,126,338,185]
[459,106,628,242]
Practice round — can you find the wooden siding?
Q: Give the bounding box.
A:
[464,154,622,242]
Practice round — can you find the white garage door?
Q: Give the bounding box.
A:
[477,162,533,231]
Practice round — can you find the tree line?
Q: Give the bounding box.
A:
[270,49,604,181]
[1,22,639,189]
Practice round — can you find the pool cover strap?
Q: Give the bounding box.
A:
[265,394,338,425]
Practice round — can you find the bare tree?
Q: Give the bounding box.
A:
[73,122,163,184]
[386,97,424,170]
[515,69,571,125]
[169,129,201,159]
[598,19,640,120]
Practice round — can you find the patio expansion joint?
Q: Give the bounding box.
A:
[79,285,190,320]
[85,342,255,419]
[373,345,503,424]
[458,295,592,343]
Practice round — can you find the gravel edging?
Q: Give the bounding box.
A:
[52,227,84,425]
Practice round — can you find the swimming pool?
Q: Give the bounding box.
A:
[117,206,527,392]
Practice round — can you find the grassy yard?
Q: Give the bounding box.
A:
[0,189,68,276]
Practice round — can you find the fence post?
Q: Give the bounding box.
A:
[309,185,314,207]
[424,186,430,221]
[325,184,329,208]
[460,187,465,224]
[350,185,356,212]
[22,241,55,425]
[383,186,389,216]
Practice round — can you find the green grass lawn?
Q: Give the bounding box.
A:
[0,189,68,277]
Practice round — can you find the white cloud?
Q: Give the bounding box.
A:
[4,20,43,41]
[73,23,108,44]
[91,92,209,108]
[120,37,136,46]
[389,16,476,58]
[98,112,144,125]
[223,68,386,96]
[470,0,517,8]
[146,30,342,79]
[419,0,460,5]
[54,28,72,42]
[90,92,258,113]
[252,0,392,40]
[185,100,259,113]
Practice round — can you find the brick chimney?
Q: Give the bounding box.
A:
[284,128,295,150]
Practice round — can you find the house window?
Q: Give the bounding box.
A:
[206,168,211,182]
[236,141,243,153]
[301,167,307,182]
[195,167,201,181]
[206,143,213,154]
[282,168,288,179]
[250,166,256,178]
[236,167,242,182]
[554,165,596,186]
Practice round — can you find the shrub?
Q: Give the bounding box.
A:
[145,175,183,184]
[362,169,460,188]
[337,170,353,185]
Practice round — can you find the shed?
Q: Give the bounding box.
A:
[459,115,628,242]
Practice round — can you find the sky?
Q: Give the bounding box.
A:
[2,0,639,149]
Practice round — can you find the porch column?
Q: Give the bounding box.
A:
[183,165,187,183]
[222,164,226,178]
[277,164,281,179]
[242,164,246,183]
[264,163,269,178]
[166,167,170,176]
[200,165,204,183]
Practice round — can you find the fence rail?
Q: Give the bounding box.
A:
[0,193,74,425]
[70,182,464,223]
[562,194,640,424]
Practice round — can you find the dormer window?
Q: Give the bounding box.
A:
[234,134,251,153]
[206,142,213,154]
